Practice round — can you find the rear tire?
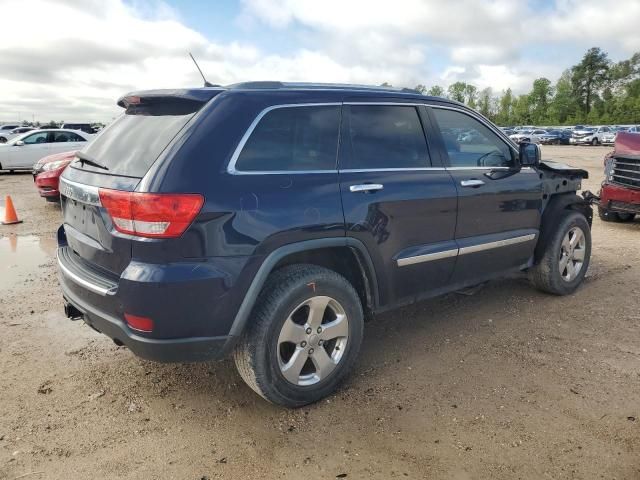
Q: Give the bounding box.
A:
[598,206,635,222]
[529,211,591,295]
[233,264,364,407]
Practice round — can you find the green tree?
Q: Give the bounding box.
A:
[447,81,467,103]
[496,88,514,125]
[413,84,427,94]
[477,87,493,119]
[427,85,445,97]
[529,78,553,124]
[571,47,610,116]
[549,70,578,124]
[464,84,478,108]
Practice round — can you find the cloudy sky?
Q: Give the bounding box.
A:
[0,0,638,122]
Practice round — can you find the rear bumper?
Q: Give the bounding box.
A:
[56,233,252,362]
[600,183,640,214]
[60,276,232,362]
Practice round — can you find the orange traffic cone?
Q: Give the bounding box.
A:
[2,195,22,225]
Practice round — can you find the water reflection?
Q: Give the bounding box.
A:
[0,234,57,291]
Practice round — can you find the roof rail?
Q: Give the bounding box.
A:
[227,81,422,94]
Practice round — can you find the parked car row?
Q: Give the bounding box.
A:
[0,128,92,171]
[502,124,639,146]
[0,122,100,143]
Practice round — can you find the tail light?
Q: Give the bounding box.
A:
[99,189,204,238]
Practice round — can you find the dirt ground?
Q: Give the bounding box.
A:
[0,145,638,480]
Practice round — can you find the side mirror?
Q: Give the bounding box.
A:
[519,141,540,167]
[15,140,24,146]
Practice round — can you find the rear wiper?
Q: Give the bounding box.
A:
[75,151,109,170]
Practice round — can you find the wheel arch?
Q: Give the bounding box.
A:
[228,238,378,340]
[534,193,593,264]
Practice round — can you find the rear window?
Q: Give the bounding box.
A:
[76,102,199,177]
[234,105,340,172]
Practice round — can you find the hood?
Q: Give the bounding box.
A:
[614,131,640,156]
[573,129,594,135]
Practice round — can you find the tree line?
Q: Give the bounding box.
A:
[409,47,640,126]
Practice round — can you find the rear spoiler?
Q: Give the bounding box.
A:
[117,88,225,108]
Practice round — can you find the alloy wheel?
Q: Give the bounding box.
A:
[559,226,586,281]
[277,296,349,386]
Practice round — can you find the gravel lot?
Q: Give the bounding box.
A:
[1,146,639,480]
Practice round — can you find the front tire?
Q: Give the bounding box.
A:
[234,264,364,407]
[529,211,591,295]
[591,138,598,146]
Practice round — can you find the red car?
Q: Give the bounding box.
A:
[599,132,640,222]
[32,150,76,201]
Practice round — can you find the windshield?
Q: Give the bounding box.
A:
[73,102,199,177]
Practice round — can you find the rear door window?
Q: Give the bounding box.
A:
[53,131,85,143]
[76,102,199,177]
[345,105,430,169]
[234,105,340,172]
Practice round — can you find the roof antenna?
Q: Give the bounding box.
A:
[189,52,214,87]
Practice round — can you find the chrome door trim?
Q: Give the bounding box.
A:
[396,248,458,267]
[458,233,536,256]
[396,233,537,267]
[226,102,342,175]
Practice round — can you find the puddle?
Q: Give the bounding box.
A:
[0,234,57,290]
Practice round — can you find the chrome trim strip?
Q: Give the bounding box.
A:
[344,102,426,106]
[458,234,536,256]
[226,102,342,175]
[57,251,115,296]
[59,177,101,206]
[397,248,458,267]
[397,233,536,267]
[340,167,443,172]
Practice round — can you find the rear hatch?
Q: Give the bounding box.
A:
[60,89,221,276]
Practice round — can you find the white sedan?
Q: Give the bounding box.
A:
[0,129,92,171]
[509,129,547,144]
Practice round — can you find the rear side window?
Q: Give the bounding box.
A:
[53,131,85,142]
[77,102,199,177]
[346,105,430,169]
[234,105,340,172]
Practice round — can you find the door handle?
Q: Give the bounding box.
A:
[460,179,485,188]
[349,184,384,193]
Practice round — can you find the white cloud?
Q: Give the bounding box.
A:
[0,0,637,122]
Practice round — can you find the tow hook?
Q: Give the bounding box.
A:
[581,190,600,205]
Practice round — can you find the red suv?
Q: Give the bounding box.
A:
[599,132,640,222]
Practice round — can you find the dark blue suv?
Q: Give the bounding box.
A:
[57,82,593,406]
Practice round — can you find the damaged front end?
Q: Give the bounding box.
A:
[598,132,640,217]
